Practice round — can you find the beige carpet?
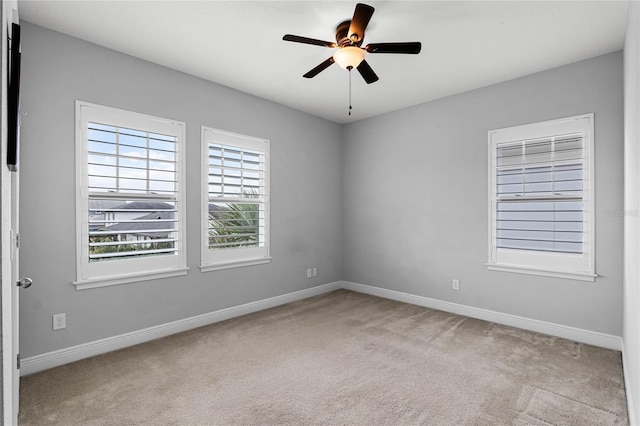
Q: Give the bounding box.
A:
[19,290,628,425]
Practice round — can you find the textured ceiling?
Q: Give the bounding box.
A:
[18,0,629,123]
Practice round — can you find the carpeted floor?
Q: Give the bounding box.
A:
[19,289,628,425]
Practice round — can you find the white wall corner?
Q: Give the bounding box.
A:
[623,1,640,424]
[623,343,638,426]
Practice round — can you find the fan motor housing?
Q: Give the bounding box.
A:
[335,20,363,47]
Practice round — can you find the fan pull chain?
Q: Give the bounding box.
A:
[347,66,353,116]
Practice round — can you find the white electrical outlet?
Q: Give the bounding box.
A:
[53,313,66,330]
[306,268,312,278]
[452,279,460,291]
[312,267,318,277]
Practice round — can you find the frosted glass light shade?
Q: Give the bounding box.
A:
[333,46,365,69]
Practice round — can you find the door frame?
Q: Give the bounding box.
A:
[1,2,19,424]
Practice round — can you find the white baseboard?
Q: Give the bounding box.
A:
[21,279,623,376]
[341,281,623,351]
[20,281,342,376]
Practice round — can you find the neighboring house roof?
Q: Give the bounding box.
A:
[101,210,174,238]
[102,202,221,237]
[110,201,174,211]
[88,199,124,212]
[90,200,174,214]
[91,201,176,238]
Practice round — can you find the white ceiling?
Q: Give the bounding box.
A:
[18,0,629,124]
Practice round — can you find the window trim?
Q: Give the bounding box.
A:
[487,113,596,282]
[200,126,270,272]
[75,101,188,289]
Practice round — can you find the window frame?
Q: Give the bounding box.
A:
[75,101,188,290]
[200,126,270,272]
[487,113,596,282]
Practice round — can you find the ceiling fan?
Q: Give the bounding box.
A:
[282,3,421,84]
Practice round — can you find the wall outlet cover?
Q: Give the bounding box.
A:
[452,279,460,291]
[53,313,66,330]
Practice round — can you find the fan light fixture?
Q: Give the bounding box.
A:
[333,46,365,69]
[283,3,422,116]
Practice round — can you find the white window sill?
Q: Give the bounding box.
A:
[200,257,271,272]
[74,267,190,290]
[486,263,597,282]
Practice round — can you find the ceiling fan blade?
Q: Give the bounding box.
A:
[365,42,422,54]
[283,34,337,48]
[348,3,375,43]
[303,57,336,78]
[356,60,379,84]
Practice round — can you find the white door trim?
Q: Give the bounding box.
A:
[2,3,19,425]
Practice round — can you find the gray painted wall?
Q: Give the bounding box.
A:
[18,22,625,363]
[18,23,343,358]
[342,51,624,336]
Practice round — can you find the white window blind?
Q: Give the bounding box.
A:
[488,114,595,281]
[87,123,179,261]
[496,136,584,254]
[76,102,187,288]
[207,143,265,250]
[201,127,269,271]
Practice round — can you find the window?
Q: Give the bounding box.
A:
[75,102,187,289]
[201,127,270,271]
[487,114,595,281]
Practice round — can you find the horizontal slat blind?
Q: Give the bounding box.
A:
[207,143,266,251]
[87,122,179,261]
[495,135,584,254]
